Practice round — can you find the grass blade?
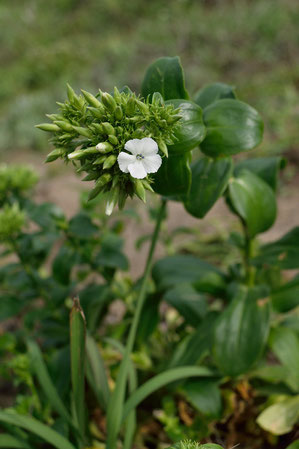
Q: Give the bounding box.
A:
[86,334,110,410]
[123,366,214,421]
[27,340,73,426]
[0,434,31,448]
[0,412,76,449]
[70,297,86,444]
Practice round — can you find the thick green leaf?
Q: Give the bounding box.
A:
[70,298,86,441]
[253,227,299,269]
[257,395,299,435]
[27,340,73,425]
[201,99,263,157]
[271,276,299,312]
[52,246,76,285]
[286,440,299,449]
[85,334,110,410]
[185,156,233,218]
[213,286,270,376]
[170,313,218,368]
[228,169,277,237]
[122,366,213,421]
[153,152,191,198]
[181,378,222,419]
[235,156,286,192]
[194,82,236,109]
[0,434,31,448]
[163,283,207,326]
[269,327,299,392]
[152,255,226,296]
[165,99,206,153]
[69,213,98,239]
[141,56,189,101]
[0,412,76,449]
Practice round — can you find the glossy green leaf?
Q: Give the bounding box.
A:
[213,286,270,376]
[165,99,206,153]
[153,152,191,198]
[70,298,86,441]
[269,327,299,392]
[194,82,236,109]
[201,99,263,157]
[286,440,299,449]
[141,56,189,101]
[122,366,213,421]
[257,395,299,435]
[152,255,226,295]
[228,169,277,237]
[184,156,233,218]
[235,156,286,191]
[86,334,110,410]
[0,412,76,449]
[0,434,31,448]
[271,276,299,312]
[181,378,222,419]
[253,227,299,269]
[169,313,218,368]
[163,283,207,326]
[27,340,73,426]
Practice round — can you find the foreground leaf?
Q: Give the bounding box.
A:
[271,275,299,312]
[153,152,191,198]
[184,156,233,218]
[257,395,299,435]
[0,434,31,448]
[213,286,270,376]
[0,412,76,449]
[141,56,189,101]
[228,169,277,237]
[194,82,236,109]
[201,99,263,157]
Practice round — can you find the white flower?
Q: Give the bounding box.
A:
[117,137,162,179]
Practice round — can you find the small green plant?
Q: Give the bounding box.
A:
[0,56,298,449]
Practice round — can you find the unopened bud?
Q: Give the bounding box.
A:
[108,135,118,145]
[93,156,106,165]
[72,126,92,138]
[88,105,106,118]
[152,92,164,105]
[36,123,60,132]
[45,148,63,163]
[54,121,73,132]
[114,106,123,121]
[142,179,154,193]
[136,100,148,114]
[102,122,115,135]
[91,123,104,134]
[125,97,136,116]
[81,89,102,108]
[134,180,146,203]
[105,188,119,216]
[82,172,98,181]
[66,84,76,102]
[101,92,117,112]
[96,173,112,187]
[113,87,121,102]
[96,142,113,154]
[103,155,117,170]
[158,140,168,157]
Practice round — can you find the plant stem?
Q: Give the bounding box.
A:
[105,199,167,449]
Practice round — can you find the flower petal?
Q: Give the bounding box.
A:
[140,137,159,156]
[124,139,143,155]
[117,152,136,173]
[128,161,147,179]
[142,154,162,173]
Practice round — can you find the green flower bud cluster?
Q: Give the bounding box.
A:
[0,203,25,241]
[37,85,181,211]
[167,441,223,449]
[0,164,38,203]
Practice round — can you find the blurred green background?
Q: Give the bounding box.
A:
[1,0,298,156]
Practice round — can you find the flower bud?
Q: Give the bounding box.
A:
[103,155,117,170]
[36,123,60,132]
[125,97,136,116]
[93,155,106,165]
[113,86,121,102]
[158,140,168,157]
[66,84,76,102]
[136,100,149,114]
[96,142,113,154]
[96,173,112,187]
[152,92,164,105]
[45,148,63,163]
[108,135,118,145]
[82,172,98,181]
[101,92,117,112]
[72,126,93,138]
[81,89,102,108]
[91,123,104,134]
[54,121,73,132]
[102,122,116,135]
[134,179,146,203]
[105,187,119,216]
[142,179,154,193]
[68,146,98,160]
[88,105,106,118]
[114,106,123,121]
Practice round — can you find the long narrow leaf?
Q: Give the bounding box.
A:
[70,298,86,443]
[123,366,214,421]
[0,412,76,449]
[85,334,110,410]
[27,340,73,425]
[0,434,31,448]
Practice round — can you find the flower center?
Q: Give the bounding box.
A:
[136,153,144,160]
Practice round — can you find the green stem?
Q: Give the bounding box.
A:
[105,199,166,449]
